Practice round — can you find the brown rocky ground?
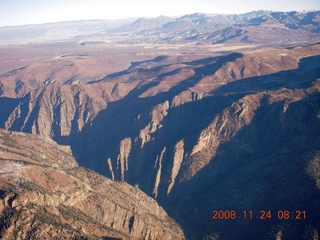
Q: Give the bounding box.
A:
[1,43,319,239]
[0,129,185,240]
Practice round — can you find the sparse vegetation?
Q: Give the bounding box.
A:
[58,204,93,223]
[1,133,19,149]
[20,180,50,195]
[0,207,20,237]
[35,206,72,230]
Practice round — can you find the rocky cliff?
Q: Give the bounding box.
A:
[0,129,185,240]
[66,46,320,239]
[1,43,320,239]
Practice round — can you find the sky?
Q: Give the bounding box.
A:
[0,0,319,27]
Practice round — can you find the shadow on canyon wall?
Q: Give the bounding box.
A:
[1,53,320,239]
[60,53,320,239]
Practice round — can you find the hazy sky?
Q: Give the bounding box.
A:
[0,0,319,27]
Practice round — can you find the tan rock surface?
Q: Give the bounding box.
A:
[0,129,185,240]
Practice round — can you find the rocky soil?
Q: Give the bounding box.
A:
[0,129,185,240]
[1,44,319,239]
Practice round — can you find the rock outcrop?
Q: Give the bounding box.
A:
[1,44,320,239]
[0,129,185,240]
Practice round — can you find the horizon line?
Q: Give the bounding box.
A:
[1,9,319,28]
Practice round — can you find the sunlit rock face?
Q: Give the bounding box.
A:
[0,11,320,238]
[0,129,185,240]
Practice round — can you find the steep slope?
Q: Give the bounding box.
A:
[1,45,317,139]
[0,129,185,240]
[166,84,320,239]
[0,41,320,238]
[62,47,320,239]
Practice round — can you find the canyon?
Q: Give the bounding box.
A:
[0,10,320,239]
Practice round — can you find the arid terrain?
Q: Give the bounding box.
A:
[0,10,320,239]
[0,129,184,239]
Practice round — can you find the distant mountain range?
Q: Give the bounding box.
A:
[0,10,319,46]
[0,9,320,240]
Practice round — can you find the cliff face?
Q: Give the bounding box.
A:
[1,44,320,239]
[68,46,319,239]
[0,129,185,240]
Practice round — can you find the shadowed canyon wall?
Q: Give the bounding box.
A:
[1,46,320,239]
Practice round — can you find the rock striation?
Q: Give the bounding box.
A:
[0,129,185,240]
[1,43,320,239]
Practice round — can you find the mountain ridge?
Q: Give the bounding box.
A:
[1,45,319,238]
[0,10,320,239]
[0,129,185,239]
[1,10,319,46]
